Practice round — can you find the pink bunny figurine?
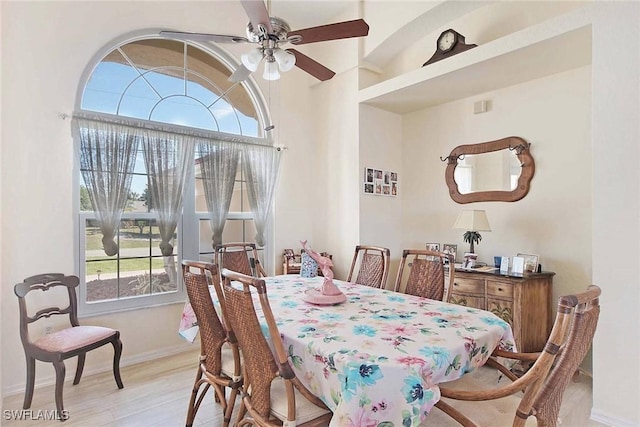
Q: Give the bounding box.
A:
[300,240,341,296]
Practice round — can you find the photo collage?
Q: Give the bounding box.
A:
[363,167,398,196]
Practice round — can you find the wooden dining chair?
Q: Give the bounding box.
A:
[220,268,333,427]
[393,249,454,301]
[182,260,242,427]
[14,273,123,419]
[433,285,601,427]
[346,245,391,288]
[215,242,266,277]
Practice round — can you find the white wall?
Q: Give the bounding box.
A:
[591,2,640,425]
[401,66,592,304]
[399,66,592,369]
[358,105,403,288]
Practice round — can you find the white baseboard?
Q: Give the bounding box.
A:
[591,408,640,427]
[2,343,196,398]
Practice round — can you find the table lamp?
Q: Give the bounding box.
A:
[453,210,491,253]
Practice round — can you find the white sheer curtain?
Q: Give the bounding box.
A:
[142,131,195,287]
[198,140,240,248]
[242,145,282,247]
[74,118,139,256]
[141,131,194,256]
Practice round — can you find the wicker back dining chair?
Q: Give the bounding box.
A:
[215,242,266,277]
[14,273,123,419]
[394,249,454,301]
[220,268,333,427]
[434,285,601,427]
[182,261,242,427]
[346,245,391,288]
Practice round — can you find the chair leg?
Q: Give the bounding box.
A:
[112,337,124,389]
[185,368,206,427]
[222,386,240,427]
[235,399,248,426]
[52,360,66,418]
[23,356,36,409]
[73,354,86,385]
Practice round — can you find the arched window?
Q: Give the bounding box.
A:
[74,35,277,315]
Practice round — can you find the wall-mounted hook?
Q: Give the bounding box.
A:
[440,154,464,164]
[508,144,528,155]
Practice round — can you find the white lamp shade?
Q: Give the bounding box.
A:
[453,210,491,231]
[241,48,263,72]
[273,49,296,72]
[262,60,280,80]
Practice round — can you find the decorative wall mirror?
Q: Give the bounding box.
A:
[443,136,534,204]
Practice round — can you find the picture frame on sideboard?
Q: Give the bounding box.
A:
[426,243,440,252]
[442,244,457,263]
[517,253,539,273]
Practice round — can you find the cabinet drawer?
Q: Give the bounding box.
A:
[449,293,485,310]
[451,278,484,294]
[487,281,514,299]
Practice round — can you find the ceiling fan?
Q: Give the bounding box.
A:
[160,0,369,82]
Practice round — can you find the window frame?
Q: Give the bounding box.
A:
[74,31,273,317]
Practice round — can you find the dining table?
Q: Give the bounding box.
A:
[179,274,516,427]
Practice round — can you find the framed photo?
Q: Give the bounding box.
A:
[512,256,525,274]
[364,167,398,197]
[517,253,539,273]
[375,180,382,194]
[426,243,440,252]
[365,168,374,183]
[442,244,457,263]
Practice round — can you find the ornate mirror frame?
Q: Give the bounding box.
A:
[444,136,535,204]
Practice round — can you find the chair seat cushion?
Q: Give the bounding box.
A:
[270,377,331,424]
[34,325,117,353]
[220,342,241,381]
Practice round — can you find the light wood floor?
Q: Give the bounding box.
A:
[2,349,604,426]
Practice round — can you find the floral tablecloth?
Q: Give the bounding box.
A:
[179,275,515,426]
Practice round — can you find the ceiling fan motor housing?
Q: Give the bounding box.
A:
[246,16,291,43]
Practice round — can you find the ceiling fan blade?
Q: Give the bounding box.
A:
[160,30,249,44]
[240,0,273,34]
[228,64,253,83]
[288,19,369,45]
[286,49,335,81]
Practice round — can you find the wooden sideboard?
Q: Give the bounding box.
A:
[448,268,555,352]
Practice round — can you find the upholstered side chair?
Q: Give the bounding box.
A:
[14,273,123,420]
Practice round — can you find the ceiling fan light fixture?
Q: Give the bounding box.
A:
[263,59,280,80]
[241,47,263,72]
[273,49,296,72]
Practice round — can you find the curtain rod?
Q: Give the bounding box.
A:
[71,110,286,150]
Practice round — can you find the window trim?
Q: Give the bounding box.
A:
[74,30,274,317]
[78,212,187,317]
